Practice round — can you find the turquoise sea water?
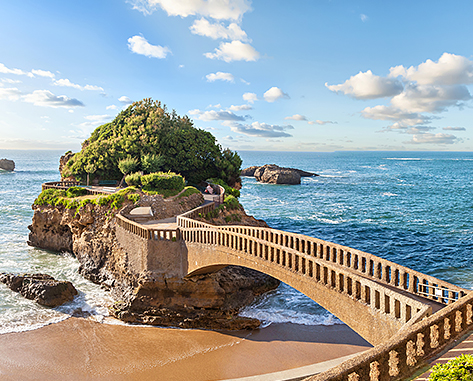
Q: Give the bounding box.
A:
[0,150,472,332]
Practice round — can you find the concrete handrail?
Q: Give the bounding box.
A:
[181,226,430,326]
[42,181,80,190]
[305,291,473,381]
[213,225,467,305]
[116,214,179,241]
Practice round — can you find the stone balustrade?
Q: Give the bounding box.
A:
[305,292,473,381]
[213,225,466,305]
[42,181,80,191]
[116,214,179,241]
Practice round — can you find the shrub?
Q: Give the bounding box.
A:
[66,186,88,198]
[118,157,139,176]
[429,354,473,380]
[141,153,164,174]
[223,195,240,210]
[34,189,66,206]
[177,186,200,199]
[125,172,142,187]
[141,172,185,192]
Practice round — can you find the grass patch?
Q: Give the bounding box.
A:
[177,186,200,199]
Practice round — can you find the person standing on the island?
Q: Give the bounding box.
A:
[205,184,214,194]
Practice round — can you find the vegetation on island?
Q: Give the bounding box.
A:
[62,98,242,188]
[34,186,141,212]
[428,354,473,380]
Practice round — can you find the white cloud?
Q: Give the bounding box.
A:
[119,96,133,105]
[0,63,29,76]
[240,78,250,85]
[84,115,111,122]
[263,87,290,102]
[229,104,252,111]
[243,92,257,103]
[1,78,22,84]
[404,133,458,145]
[308,120,337,125]
[128,35,171,59]
[31,69,55,78]
[190,18,248,41]
[285,114,307,121]
[22,90,84,108]
[206,71,235,82]
[205,41,259,62]
[224,121,294,138]
[129,0,252,20]
[390,83,471,113]
[389,53,473,86]
[0,87,22,101]
[326,70,404,99]
[360,14,368,22]
[106,105,118,110]
[443,126,466,131]
[53,78,104,91]
[189,109,245,121]
[361,105,430,126]
[207,103,221,108]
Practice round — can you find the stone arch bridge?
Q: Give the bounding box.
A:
[115,201,468,348]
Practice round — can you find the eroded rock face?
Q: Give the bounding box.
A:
[59,152,75,177]
[244,164,318,185]
[0,273,78,307]
[0,159,15,171]
[28,192,279,330]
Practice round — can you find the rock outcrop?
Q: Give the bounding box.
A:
[28,191,279,330]
[59,152,75,176]
[0,273,78,307]
[242,164,318,185]
[0,159,15,171]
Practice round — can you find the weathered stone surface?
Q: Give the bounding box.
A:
[240,166,259,177]
[0,159,15,171]
[0,273,78,307]
[28,191,278,329]
[243,164,318,185]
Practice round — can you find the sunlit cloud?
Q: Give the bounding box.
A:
[128,35,171,59]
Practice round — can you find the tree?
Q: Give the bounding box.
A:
[63,99,241,186]
[118,157,139,187]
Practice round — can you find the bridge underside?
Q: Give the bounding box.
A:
[185,242,417,346]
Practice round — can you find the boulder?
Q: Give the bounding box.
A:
[0,273,78,307]
[0,159,15,171]
[240,166,259,177]
[242,164,318,185]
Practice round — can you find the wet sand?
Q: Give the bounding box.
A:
[0,318,371,381]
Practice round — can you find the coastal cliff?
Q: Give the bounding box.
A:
[28,192,278,330]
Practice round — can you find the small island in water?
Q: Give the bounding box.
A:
[0,158,15,171]
[27,98,279,330]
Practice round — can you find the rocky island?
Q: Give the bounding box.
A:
[242,164,318,184]
[0,158,15,171]
[27,99,279,330]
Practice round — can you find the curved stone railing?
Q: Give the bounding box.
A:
[181,222,431,326]
[212,225,466,305]
[305,291,473,381]
[42,181,80,190]
[116,214,179,241]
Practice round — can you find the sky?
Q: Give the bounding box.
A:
[1,0,473,152]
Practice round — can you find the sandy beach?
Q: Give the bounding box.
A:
[0,318,371,381]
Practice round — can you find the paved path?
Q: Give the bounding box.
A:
[140,217,177,230]
[413,331,473,380]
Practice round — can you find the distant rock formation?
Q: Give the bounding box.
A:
[59,151,75,178]
[242,164,318,185]
[0,273,78,307]
[0,159,15,171]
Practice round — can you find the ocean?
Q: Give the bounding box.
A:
[1,149,472,333]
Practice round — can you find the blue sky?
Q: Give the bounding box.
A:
[1,0,473,152]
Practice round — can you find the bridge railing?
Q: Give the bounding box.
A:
[181,225,430,326]
[42,181,80,190]
[116,214,179,241]
[306,291,473,381]
[214,226,466,305]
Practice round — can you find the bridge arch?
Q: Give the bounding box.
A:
[183,238,428,346]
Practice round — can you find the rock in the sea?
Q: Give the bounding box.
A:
[240,166,259,177]
[242,164,318,185]
[0,273,78,307]
[0,159,15,171]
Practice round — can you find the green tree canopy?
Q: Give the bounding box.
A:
[62,98,242,186]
